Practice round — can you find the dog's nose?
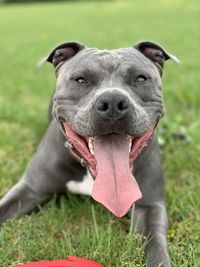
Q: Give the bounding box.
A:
[95,92,130,121]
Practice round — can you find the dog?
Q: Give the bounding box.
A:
[0,41,179,266]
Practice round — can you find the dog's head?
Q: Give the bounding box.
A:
[46,41,178,217]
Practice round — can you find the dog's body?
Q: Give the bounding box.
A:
[0,41,179,266]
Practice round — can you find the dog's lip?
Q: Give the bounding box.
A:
[59,116,140,138]
[59,116,153,162]
[59,116,66,123]
[59,116,136,153]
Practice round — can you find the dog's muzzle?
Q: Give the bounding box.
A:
[55,89,159,217]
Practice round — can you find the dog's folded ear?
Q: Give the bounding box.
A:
[47,42,85,67]
[38,42,85,68]
[134,41,179,76]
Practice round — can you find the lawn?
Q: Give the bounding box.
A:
[0,0,199,266]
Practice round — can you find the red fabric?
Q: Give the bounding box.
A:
[16,256,105,267]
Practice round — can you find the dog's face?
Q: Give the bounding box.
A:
[52,44,164,138]
[46,41,178,217]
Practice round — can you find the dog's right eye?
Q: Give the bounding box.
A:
[75,77,88,85]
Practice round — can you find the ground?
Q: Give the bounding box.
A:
[0,0,199,266]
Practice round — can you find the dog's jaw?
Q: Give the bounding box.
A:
[61,121,157,173]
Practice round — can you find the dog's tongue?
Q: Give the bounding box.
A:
[92,134,142,217]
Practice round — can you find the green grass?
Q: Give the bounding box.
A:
[0,0,199,266]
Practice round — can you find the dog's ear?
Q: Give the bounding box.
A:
[134,41,179,76]
[46,42,85,68]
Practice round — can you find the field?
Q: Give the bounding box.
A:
[0,0,199,266]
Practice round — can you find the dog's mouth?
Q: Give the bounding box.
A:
[60,119,157,217]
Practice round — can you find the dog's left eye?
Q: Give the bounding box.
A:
[75,77,88,85]
[132,75,147,85]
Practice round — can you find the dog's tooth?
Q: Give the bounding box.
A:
[90,147,95,156]
[88,138,95,156]
[89,145,95,155]
[129,141,132,153]
[127,136,132,153]
[88,138,93,148]
[127,135,131,142]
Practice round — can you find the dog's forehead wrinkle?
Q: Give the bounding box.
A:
[93,51,122,74]
[77,48,126,72]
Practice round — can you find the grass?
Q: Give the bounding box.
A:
[0,0,199,266]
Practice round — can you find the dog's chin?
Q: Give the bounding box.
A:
[58,116,157,177]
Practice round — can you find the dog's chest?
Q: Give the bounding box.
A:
[65,170,94,196]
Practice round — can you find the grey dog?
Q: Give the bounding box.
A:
[0,41,179,266]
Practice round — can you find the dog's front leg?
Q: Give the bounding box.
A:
[0,179,51,226]
[145,202,171,267]
[0,120,85,226]
[131,202,171,267]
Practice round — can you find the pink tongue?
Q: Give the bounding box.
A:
[92,134,142,217]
